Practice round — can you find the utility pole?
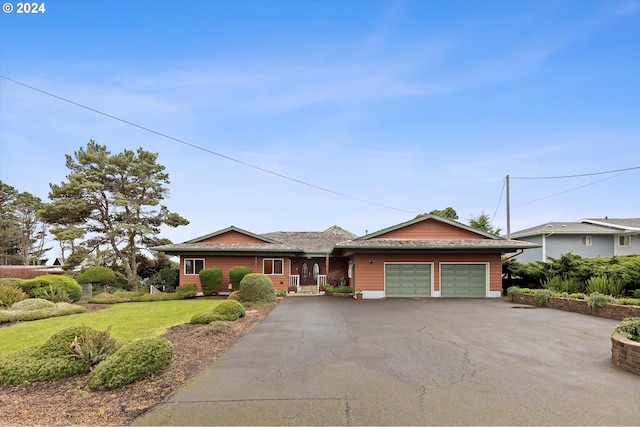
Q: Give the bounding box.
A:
[506,174,511,239]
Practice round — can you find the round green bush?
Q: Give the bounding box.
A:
[613,317,640,342]
[190,311,226,324]
[87,337,174,390]
[11,298,55,311]
[213,299,245,320]
[0,352,89,385]
[76,266,116,285]
[239,273,276,305]
[199,268,222,296]
[20,275,83,302]
[229,266,253,291]
[0,285,28,308]
[228,291,240,301]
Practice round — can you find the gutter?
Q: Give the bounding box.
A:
[502,249,524,262]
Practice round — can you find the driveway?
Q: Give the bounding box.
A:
[133,297,640,426]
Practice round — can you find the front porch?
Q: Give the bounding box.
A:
[288,274,326,295]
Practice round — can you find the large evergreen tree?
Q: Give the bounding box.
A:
[41,141,189,288]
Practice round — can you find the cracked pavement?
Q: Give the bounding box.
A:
[133,297,640,426]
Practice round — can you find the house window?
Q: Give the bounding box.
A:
[618,235,631,246]
[184,259,204,275]
[263,258,284,275]
[581,235,592,246]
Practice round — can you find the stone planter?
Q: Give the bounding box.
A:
[611,334,640,376]
[511,294,640,321]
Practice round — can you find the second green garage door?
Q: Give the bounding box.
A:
[385,263,432,297]
[440,264,487,297]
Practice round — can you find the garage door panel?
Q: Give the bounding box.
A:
[385,264,431,297]
[441,264,486,297]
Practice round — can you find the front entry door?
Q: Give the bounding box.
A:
[300,261,321,286]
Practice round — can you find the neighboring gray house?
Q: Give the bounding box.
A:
[511,218,640,263]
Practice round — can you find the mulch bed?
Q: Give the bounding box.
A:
[0,304,275,426]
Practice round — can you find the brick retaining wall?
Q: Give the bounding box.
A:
[611,334,640,376]
[512,294,640,320]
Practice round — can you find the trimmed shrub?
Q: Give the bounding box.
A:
[0,285,28,308]
[229,266,253,291]
[176,283,197,297]
[21,275,83,302]
[617,298,640,306]
[0,325,117,385]
[239,273,276,306]
[87,337,174,390]
[613,317,640,342]
[199,268,222,296]
[147,266,179,292]
[190,312,226,324]
[276,289,287,297]
[586,292,618,312]
[534,289,554,306]
[0,351,89,385]
[1,302,87,324]
[587,274,625,297]
[11,298,55,311]
[228,291,240,301]
[0,278,23,288]
[213,299,245,320]
[76,266,116,285]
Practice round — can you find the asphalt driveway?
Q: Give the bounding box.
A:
[133,297,639,426]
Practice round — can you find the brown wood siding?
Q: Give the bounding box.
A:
[349,252,502,294]
[179,255,291,292]
[199,230,267,243]
[376,219,486,239]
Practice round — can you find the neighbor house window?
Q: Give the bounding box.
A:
[618,235,631,246]
[581,235,592,246]
[263,258,283,275]
[184,259,204,275]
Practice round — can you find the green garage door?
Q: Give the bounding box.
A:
[440,264,486,297]
[385,264,431,297]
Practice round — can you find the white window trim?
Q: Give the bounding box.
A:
[263,258,284,275]
[582,235,592,246]
[617,235,631,247]
[184,258,205,275]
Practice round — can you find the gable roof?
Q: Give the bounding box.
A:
[332,215,539,255]
[360,214,502,240]
[185,226,279,244]
[153,225,356,256]
[512,218,640,238]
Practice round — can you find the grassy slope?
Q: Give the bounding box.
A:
[0,299,222,354]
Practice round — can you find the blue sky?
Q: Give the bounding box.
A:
[1,0,639,256]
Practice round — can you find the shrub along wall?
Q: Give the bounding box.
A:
[512,293,640,320]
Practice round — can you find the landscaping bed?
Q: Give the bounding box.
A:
[512,293,640,320]
[611,333,640,376]
[0,304,274,426]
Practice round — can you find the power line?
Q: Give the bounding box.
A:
[1,75,417,214]
[490,177,505,226]
[514,170,633,207]
[511,166,640,180]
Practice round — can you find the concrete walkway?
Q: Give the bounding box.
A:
[133,297,640,426]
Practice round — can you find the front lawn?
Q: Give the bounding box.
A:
[0,299,223,355]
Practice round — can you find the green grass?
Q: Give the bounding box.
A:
[0,299,223,355]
